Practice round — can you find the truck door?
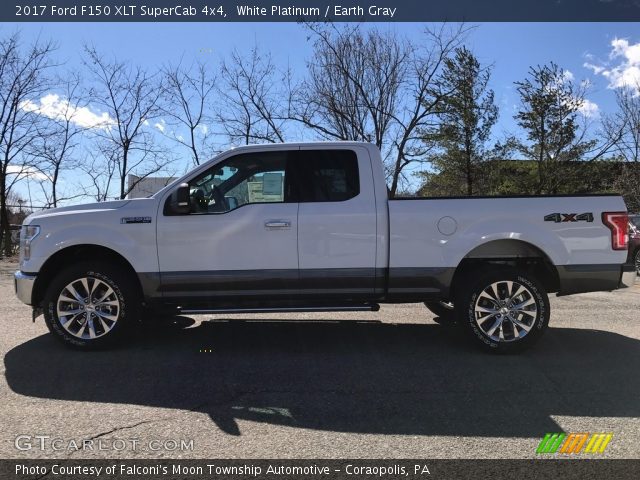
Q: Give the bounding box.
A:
[156,149,299,304]
[294,147,379,300]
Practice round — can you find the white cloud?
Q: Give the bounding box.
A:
[198,124,208,135]
[562,70,575,82]
[20,93,116,129]
[611,38,640,63]
[584,37,640,93]
[578,99,599,118]
[6,165,49,181]
[154,119,166,133]
[584,63,605,75]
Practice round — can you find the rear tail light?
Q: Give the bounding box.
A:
[602,212,628,250]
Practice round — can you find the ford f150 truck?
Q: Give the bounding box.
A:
[14,142,636,352]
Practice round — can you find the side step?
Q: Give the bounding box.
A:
[179,304,380,315]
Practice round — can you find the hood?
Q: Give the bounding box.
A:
[24,200,131,224]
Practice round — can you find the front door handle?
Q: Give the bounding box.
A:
[265,220,291,229]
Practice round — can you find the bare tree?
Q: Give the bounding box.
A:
[602,82,640,211]
[387,25,467,196]
[81,148,117,202]
[84,46,168,200]
[291,23,466,196]
[291,24,404,154]
[216,46,288,145]
[160,61,216,166]
[0,33,56,255]
[31,73,88,207]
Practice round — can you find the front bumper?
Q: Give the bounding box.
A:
[14,271,36,306]
[620,263,637,289]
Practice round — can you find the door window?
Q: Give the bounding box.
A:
[187,151,291,214]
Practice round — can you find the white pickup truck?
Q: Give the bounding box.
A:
[15,142,635,352]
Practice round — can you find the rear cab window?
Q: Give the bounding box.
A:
[294,150,360,202]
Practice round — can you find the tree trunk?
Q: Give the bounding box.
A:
[190,126,199,166]
[0,169,11,257]
[52,166,59,208]
[537,118,545,194]
[389,168,399,198]
[389,138,409,198]
[465,142,473,196]
[0,199,12,257]
[120,148,128,200]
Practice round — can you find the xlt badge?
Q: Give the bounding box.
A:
[121,216,152,224]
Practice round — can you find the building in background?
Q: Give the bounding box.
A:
[127,175,178,199]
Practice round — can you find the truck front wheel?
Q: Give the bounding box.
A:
[424,301,455,324]
[455,268,550,353]
[43,262,139,349]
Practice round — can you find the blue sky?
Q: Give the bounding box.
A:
[10,22,640,132]
[3,22,640,204]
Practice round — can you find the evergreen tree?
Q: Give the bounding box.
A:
[513,63,595,194]
[426,47,498,196]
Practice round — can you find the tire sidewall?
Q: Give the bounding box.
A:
[457,269,550,353]
[43,263,134,349]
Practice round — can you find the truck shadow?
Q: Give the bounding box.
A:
[5,319,640,438]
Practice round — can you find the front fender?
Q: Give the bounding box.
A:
[21,207,158,275]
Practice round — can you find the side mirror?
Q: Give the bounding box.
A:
[166,183,191,215]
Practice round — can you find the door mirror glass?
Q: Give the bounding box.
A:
[165,183,191,215]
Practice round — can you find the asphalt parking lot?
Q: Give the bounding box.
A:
[1,258,639,459]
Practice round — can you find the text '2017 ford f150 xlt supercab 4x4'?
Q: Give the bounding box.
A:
[14,142,636,352]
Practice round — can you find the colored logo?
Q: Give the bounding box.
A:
[536,433,613,454]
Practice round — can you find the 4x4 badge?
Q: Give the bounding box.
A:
[544,213,593,223]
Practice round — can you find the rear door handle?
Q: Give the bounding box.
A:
[265,220,291,229]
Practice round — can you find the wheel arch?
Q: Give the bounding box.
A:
[449,239,559,299]
[32,244,143,307]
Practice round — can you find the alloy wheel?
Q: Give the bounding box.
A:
[473,280,537,343]
[56,276,120,340]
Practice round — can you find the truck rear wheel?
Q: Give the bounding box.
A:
[455,268,549,353]
[43,262,139,349]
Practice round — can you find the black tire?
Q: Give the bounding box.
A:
[424,301,456,324]
[454,267,550,353]
[43,262,139,349]
[634,248,640,275]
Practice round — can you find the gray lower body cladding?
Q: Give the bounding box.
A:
[139,267,453,305]
[137,263,631,307]
[556,263,632,295]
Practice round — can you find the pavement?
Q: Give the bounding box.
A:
[1,257,639,459]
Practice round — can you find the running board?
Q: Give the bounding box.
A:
[178,304,380,315]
